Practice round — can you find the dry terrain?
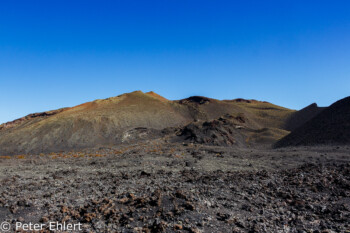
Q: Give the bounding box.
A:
[0,142,349,232]
[1,92,350,232]
[0,91,295,155]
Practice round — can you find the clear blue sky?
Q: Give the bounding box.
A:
[0,0,349,124]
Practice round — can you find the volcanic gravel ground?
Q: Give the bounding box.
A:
[0,143,349,232]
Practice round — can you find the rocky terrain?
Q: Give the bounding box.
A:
[0,143,349,232]
[1,92,350,232]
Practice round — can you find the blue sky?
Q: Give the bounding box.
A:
[0,0,349,124]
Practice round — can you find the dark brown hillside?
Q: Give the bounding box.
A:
[275,96,350,147]
[178,113,289,147]
[177,97,294,130]
[284,103,325,131]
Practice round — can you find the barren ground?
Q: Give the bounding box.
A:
[0,142,349,232]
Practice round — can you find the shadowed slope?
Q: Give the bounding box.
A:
[275,96,350,147]
[284,103,325,131]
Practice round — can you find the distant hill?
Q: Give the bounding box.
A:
[0,91,295,154]
[275,96,350,147]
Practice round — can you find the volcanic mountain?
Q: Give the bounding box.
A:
[0,91,295,155]
[275,96,350,147]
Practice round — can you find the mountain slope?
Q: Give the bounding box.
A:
[0,91,295,154]
[275,96,350,147]
[284,103,325,131]
[0,91,192,154]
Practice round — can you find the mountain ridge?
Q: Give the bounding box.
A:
[0,90,304,155]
